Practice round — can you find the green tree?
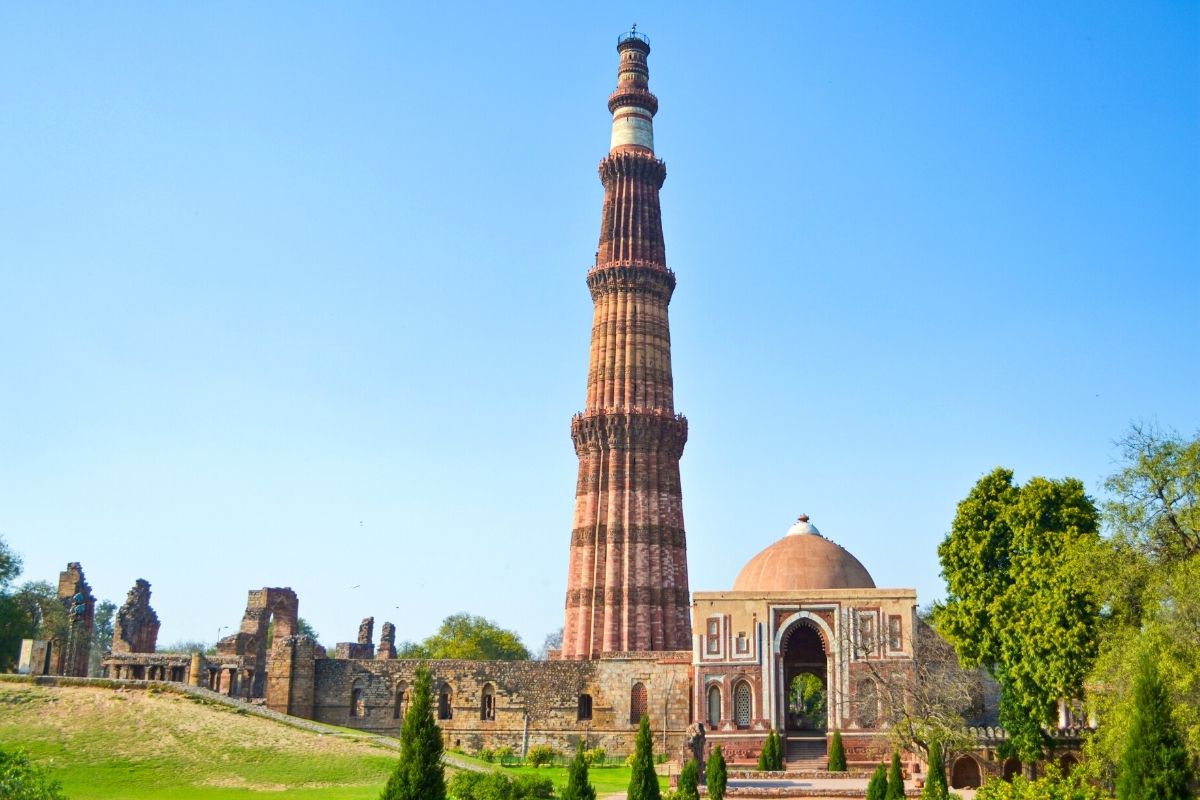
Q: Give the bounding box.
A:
[886,749,904,800]
[401,613,529,661]
[828,730,846,771]
[676,758,700,800]
[380,665,444,800]
[624,714,662,800]
[866,763,888,800]
[757,729,780,771]
[626,715,660,800]
[0,535,32,672]
[1104,424,1199,563]
[0,746,67,800]
[920,740,948,800]
[935,468,1100,762]
[1115,655,1193,800]
[561,743,596,800]
[88,600,116,676]
[1083,427,1200,783]
[706,745,727,800]
[976,764,1103,800]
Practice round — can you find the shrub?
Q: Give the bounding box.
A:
[827,731,847,771]
[381,665,444,800]
[921,743,947,800]
[511,774,553,798]
[976,764,1103,800]
[886,750,904,800]
[1117,655,1194,800]
[478,748,496,763]
[676,758,701,800]
[706,745,727,800]
[583,747,606,766]
[627,715,661,800]
[561,743,596,800]
[0,746,67,800]
[494,746,514,765]
[866,763,888,800]
[524,744,557,768]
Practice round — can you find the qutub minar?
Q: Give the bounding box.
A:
[562,29,692,659]
[79,31,1082,787]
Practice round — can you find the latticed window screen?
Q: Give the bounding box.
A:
[630,682,648,723]
[734,681,752,727]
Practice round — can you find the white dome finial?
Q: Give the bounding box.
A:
[787,514,820,536]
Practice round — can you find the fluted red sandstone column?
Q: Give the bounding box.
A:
[561,32,691,659]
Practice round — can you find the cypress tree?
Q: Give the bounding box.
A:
[1117,655,1193,800]
[758,730,781,771]
[886,749,904,800]
[627,715,661,800]
[921,743,948,800]
[866,763,889,800]
[828,731,847,771]
[561,741,597,800]
[706,745,728,800]
[771,729,784,770]
[677,758,701,800]
[380,665,445,800]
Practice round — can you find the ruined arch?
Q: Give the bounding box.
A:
[216,587,299,699]
[437,682,453,720]
[393,680,407,721]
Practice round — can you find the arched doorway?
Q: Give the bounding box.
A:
[951,756,982,789]
[781,621,827,732]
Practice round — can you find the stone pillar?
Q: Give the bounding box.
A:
[267,635,316,720]
[188,652,203,687]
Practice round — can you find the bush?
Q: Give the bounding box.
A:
[524,744,557,768]
[757,729,783,771]
[493,746,514,765]
[676,758,701,800]
[828,731,847,771]
[561,743,596,800]
[866,763,888,800]
[448,771,553,800]
[583,747,606,766]
[0,747,67,800]
[976,764,1103,800]
[921,743,948,800]
[478,748,496,763]
[511,774,553,798]
[706,745,727,800]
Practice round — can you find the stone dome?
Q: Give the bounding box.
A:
[732,515,876,592]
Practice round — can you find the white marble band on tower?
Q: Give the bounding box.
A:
[608,31,657,154]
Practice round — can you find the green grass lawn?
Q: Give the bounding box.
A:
[0,683,397,799]
[0,682,671,799]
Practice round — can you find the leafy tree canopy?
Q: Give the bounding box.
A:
[0,746,68,800]
[934,467,1100,761]
[398,613,529,661]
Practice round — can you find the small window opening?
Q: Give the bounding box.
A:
[577,693,593,721]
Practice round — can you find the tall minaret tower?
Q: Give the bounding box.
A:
[561,30,691,659]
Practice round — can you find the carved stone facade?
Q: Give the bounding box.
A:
[561,31,691,660]
[112,579,160,654]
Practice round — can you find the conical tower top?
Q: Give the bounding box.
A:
[609,28,658,154]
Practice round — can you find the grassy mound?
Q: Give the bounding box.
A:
[0,683,396,799]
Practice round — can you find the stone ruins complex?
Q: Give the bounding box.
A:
[17,32,1090,788]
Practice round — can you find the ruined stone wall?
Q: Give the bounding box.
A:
[55,563,94,677]
[112,579,160,654]
[293,653,693,758]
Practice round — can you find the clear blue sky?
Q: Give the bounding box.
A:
[1,3,1196,653]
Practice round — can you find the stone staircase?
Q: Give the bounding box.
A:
[784,734,827,769]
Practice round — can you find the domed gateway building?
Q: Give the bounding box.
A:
[691,516,916,767]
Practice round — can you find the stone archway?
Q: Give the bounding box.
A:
[951,756,983,789]
[780,620,828,732]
